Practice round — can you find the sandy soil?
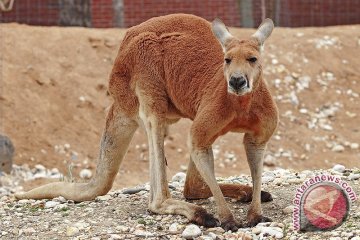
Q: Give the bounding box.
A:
[0,23,359,190]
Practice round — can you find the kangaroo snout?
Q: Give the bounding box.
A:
[229,76,247,90]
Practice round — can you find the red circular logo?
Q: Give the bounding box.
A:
[302,183,349,230]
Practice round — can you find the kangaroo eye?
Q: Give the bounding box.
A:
[225,58,232,64]
[247,57,257,63]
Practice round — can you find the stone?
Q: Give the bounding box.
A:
[122,187,145,194]
[331,145,345,152]
[133,229,153,237]
[169,222,180,233]
[348,173,360,181]
[283,205,294,214]
[96,195,112,201]
[264,155,276,166]
[45,201,60,209]
[115,225,129,232]
[66,226,79,237]
[252,227,261,234]
[172,172,186,183]
[0,134,14,174]
[262,172,276,183]
[53,196,67,203]
[79,169,92,179]
[206,227,225,234]
[207,232,217,240]
[182,224,202,239]
[350,143,359,149]
[259,227,284,239]
[332,164,346,173]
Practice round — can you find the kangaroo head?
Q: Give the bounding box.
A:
[212,18,274,96]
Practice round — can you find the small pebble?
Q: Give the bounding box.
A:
[182,224,202,239]
[348,173,360,181]
[331,145,345,152]
[79,169,92,179]
[66,226,79,237]
[350,143,359,149]
[44,201,60,209]
[133,229,153,237]
[332,164,346,173]
[96,195,112,201]
[172,172,186,183]
[259,227,284,239]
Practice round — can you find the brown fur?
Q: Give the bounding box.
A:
[15,14,278,230]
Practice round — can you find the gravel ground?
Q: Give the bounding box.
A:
[0,167,359,240]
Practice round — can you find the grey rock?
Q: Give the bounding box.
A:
[0,135,14,174]
[172,172,186,183]
[122,187,146,194]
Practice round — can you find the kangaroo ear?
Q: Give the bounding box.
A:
[252,18,274,46]
[212,18,234,50]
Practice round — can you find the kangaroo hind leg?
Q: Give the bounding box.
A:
[15,103,138,201]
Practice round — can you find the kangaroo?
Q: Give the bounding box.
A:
[15,14,278,231]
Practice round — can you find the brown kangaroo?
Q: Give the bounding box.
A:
[15,14,278,231]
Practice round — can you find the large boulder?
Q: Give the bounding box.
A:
[0,134,14,174]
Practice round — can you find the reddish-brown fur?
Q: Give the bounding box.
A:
[15,14,278,231]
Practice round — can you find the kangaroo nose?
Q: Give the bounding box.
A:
[229,76,247,90]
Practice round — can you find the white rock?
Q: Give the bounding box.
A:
[331,145,345,152]
[64,143,71,150]
[207,232,217,240]
[182,224,202,239]
[262,176,275,183]
[44,201,60,209]
[66,226,79,237]
[348,173,360,181]
[96,195,112,201]
[133,229,153,237]
[79,169,92,179]
[350,143,359,149]
[332,164,346,173]
[252,227,261,234]
[53,196,67,203]
[283,205,294,214]
[299,108,308,114]
[351,237,360,240]
[264,155,276,166]
[115,225,129,232]
[271,59,279,65]
[169,223,180,233]
[259,227,284,239]
[262,171,276,183]
[171,172,186,183]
